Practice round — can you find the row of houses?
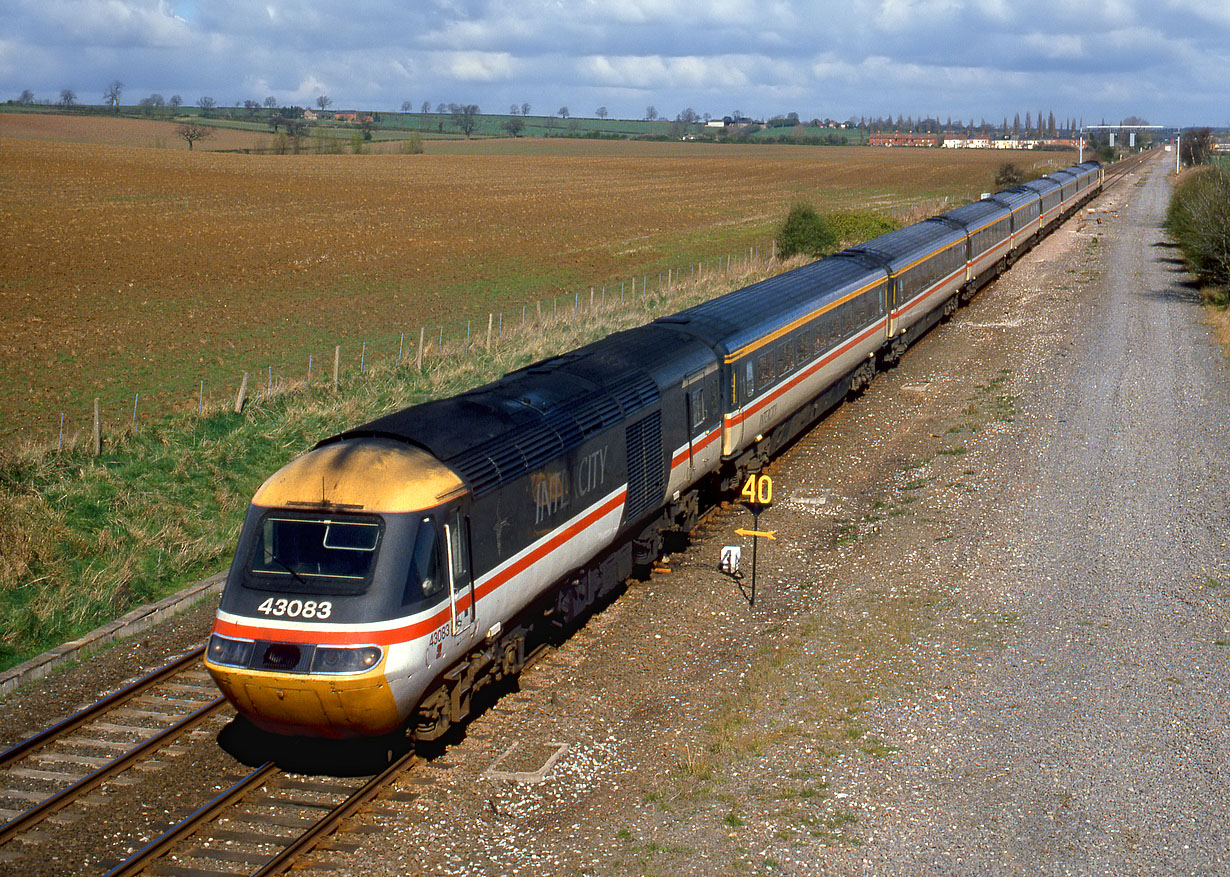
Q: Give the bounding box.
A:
[869,132,1082,149]
[301,109,374,124]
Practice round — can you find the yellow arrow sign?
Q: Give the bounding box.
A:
[735,528,777,540]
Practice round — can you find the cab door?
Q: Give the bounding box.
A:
[444,507,476,637]
[682,364,720,483]
[887,275,901,337]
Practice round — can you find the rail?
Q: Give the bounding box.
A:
[106,751,422,876]
[0,646,227,848]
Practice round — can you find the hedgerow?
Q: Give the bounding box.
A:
[1166,166,1230,306]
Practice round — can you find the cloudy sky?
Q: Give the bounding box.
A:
[2,0,1226,128]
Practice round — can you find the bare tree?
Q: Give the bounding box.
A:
[558,106,569,119]
[402,100,413,112]
[502,117,525,137]
[595,106,608,119]
[58,89,77,108]
[176,123,215,150]
[645,105,658,121]
[521,102,531,116]
[103,80,123,110]
[169,94,182,110]
[1181,128,1213,166]
[138,94,166,116]
[421,100,431,114]
[18,89,34,105]
[265,96,278,109]
[316,95,332,112]
[451,104,481,138]
[197,96,216,115]
[509,104,519,115]
[284,118,307,149]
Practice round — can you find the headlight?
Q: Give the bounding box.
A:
[208,634,254,668]
[310,645,382,675]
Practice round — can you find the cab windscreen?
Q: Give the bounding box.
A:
[248,515,381,594]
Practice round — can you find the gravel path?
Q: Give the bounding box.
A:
[823,156,1230,874]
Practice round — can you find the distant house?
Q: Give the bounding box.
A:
[992,138,1039,149]
[302,109,318,121]
[869,132,939,147]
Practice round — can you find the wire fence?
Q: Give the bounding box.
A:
[25,244,777,456]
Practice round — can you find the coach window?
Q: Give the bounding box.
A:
[775,342,793,378]
[860,296,874,327]
[756,352,775,390]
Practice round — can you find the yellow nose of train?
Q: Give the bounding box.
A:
[204,438,469,738]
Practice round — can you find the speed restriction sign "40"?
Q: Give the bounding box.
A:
[741,473,773,511]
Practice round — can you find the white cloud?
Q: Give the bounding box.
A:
[1023,32,1085,60]
[441,51,517,82]
[1163,0,1230,26]
[872,0,963,31]
[581,54,758,91]
[289,74,329,104]
[29,0,194,49]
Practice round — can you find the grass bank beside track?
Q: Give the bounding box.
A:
[0,255,837,673]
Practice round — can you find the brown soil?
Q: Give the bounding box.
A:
[0,115,1067,445]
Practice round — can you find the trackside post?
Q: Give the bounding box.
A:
[722,474,777,607]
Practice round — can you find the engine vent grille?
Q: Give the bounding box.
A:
[623,411,663,522]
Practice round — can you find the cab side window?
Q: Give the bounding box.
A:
[404,517,444,604]
[448,509,469,587]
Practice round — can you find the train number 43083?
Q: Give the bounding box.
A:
[256,597,333,619]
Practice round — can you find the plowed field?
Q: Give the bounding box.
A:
[0,114,1068,445]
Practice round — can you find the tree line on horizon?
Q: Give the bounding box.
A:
[8,81,1196,149]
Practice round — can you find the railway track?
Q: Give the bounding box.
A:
[0,646,229,851]
[106,642,556,875]
[103,753,420,876]
[1100,150,1152,188]
[1,627,555,875]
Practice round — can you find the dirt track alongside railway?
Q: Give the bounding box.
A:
[2,152,1227,875]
